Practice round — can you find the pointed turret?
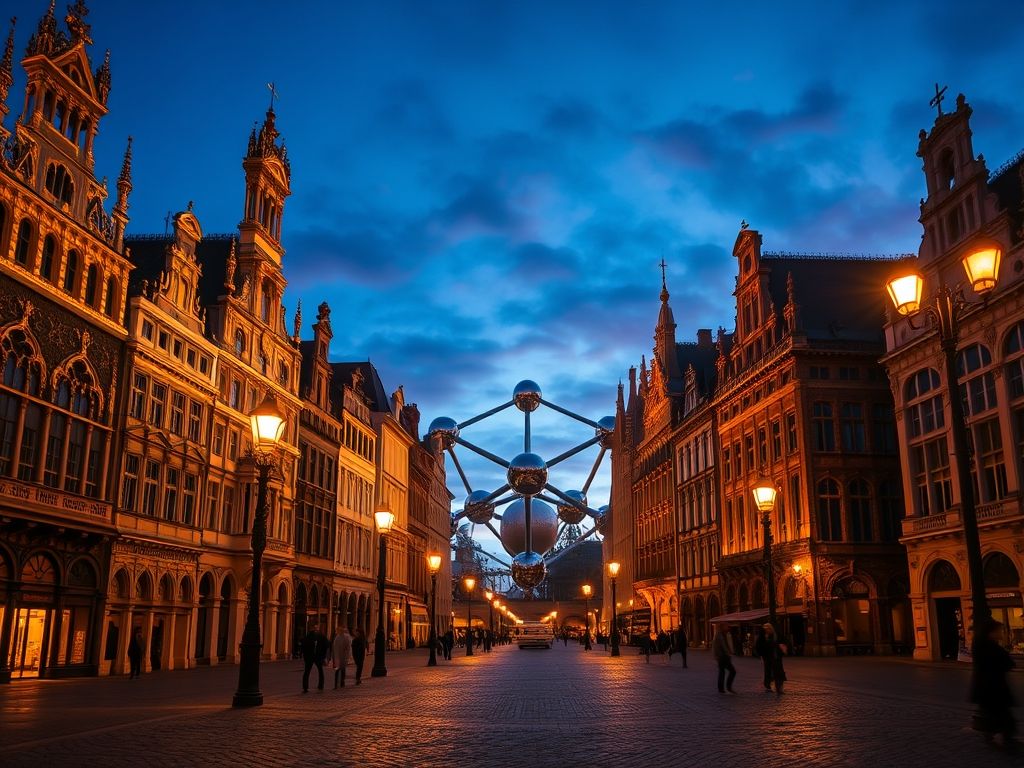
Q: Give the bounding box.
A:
[0,17,15,128]
[64,0,92,46]
[653,266,682,386]
[25,1,61,58]
[111,136,132,251]
[292,300,302,342]
[239,101,291,258]
[95,48,110,105]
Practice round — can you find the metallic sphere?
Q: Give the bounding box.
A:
[511,550,547,590]
[506,452,548,496]
[464,489,495,525]
[426,416,459,449]
[594,504,609,534]
[499,499,558,556]
[512,380,542,412]
[557,489,588,525]
[597,415,615,448]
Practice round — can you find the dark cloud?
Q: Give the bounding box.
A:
[372,80,455,143]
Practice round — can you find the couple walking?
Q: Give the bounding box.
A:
[712,622,786,694]
[301,623,367,692]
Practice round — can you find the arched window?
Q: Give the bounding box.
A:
[278,361,289,387]
[39,235,57,282]
[937,149,955,191]
[63,250,79,294]
[847,478,872,542]
[84,263,99,307]
[816,478,842,541]
[14,219,32,266]
[234,329,245,356]
[904,368,943,437]
[957,343,996,417]
[1005,322,1024,400]
[877,479,904,542]
[261,281,273,323]
[44,163,74,207]
[54,359,100,419]
[1,328,43,396]
[104,276,117,317]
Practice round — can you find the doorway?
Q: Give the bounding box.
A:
[934,597,962,660]
[10,608,50,678]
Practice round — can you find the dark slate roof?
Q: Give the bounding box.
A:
[990,153,1024,247]
[763,255,900,343]
[124,233,234,309]
[297,340,316,401]
[674,340,720,397]
[328,361,390,414]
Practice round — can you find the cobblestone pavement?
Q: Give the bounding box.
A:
[0,643,1019,768]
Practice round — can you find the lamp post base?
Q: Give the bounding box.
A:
[232,691,264,707]
[370,666,387,678]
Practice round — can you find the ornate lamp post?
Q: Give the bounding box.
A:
[463,575,476,656]
[608,561,621,657]
[371,507,395,678]
[484,589,494,651]
[582,584,593,650]
[427,553,442,667]
[885,241,1002,629]
[233,393,286,708]
[753,480,779,630]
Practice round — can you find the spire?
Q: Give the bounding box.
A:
[115,135,132,208]
[64,0,92,45]
[616,380,625,415]
[292,300,302,342]
[26,1,63,58]
[0,17,15,120]
[654,265,682,384]
[246,107,290,179]
[95,48,111,105]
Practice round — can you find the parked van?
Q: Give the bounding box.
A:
[515,621,554,649]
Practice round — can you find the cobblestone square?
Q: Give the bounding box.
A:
[0,644,1016,768]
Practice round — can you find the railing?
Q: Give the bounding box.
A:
[977,500,1020,523]
[903,510,961,536]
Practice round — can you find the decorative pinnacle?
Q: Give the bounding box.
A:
[659,257,669,303]
[1,17,15,80]
[118,135,133,189]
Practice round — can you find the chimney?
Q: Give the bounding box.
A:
[696,328,713,348]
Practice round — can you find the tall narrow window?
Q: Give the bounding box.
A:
[142,460,160,516]
[39,235,57,281]
[813,402,835,451]
[840,403,866,452]
[786,412,798,453]
[878,479,904,542]
[63,250,79,294]
[848,478,872,542]
[43,413,65,487]
[84,264,99,307]
[169,391,185,435]
[122,453,141,512]
[104,276,117,317]
[206,480,221,530]
[163,468,179,521]
[817,478,842,541]
[14,219,32,266]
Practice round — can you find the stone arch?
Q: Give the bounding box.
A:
[112,567,131,599]
[219,572,237,600]
[983,551,1019,588]
[198,571,215,600]
[927,559,962,593]
[179,574,193,603]
[738,582,750,611]
[158,573,176,603]
[66,557,98,591]
[51,349,104,418]
[136,571,153,601]
[21,550,60,590]
[751,579,765,609]
[0,544,13,582]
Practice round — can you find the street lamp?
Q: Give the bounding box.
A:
[463,575,476,656]
[582,584,593,650]
[371,507,395,678]
[427,553,442,667]
[608,561,621,657]
[484,589,494,651]
[753,479,779,630]
[885,240,1002,629]
[233,393,286,708]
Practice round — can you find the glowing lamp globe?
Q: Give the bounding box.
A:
[885,272,923,317]
[961,241,1002,295]
[463,575,476,592]
[374,507,395,534]
[607,560,621,578]
[427,553,443,574]
[752,481,778,513]
[249,393,286,450]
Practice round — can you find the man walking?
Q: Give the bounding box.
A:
[331,626,353,689]
[669,624,688,668]
[301,622,329,693]
[712,623,737,694]
[351,627,367,684]
[127,628,144,679]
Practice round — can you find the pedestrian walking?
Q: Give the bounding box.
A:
[301,622,329,693]
[127,628,144,679]
[712,623,737,694]
[971,617,1018,751]
[755,623,787,694]
[668,624,688,668]
[331,626,353,689]
[443,628,454,660]
[351,627,367,684]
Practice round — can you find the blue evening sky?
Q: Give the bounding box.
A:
[6,1,1023,558]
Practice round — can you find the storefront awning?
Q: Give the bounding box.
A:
[709,609,769,625]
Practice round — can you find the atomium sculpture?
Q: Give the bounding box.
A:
[427,380,614,591]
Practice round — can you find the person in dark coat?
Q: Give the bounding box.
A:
[971,618,1017,750]
[755,623,787,694]
[127,628,144,679]
[712,624,736,693]
[301,622,329,693]
[351,628,367,684]
[669,624,688,668]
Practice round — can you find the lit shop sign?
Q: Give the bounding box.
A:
[0,479,110,517]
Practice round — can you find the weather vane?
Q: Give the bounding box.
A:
[267,82,279,111]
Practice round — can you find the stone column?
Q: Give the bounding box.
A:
[207,598,220,666]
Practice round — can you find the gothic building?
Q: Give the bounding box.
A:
[882,94,1024,660]
[0,5,449,682]
[0,5,130,682]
